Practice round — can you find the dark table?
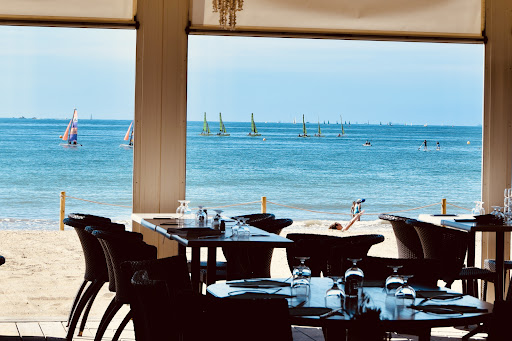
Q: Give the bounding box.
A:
[441,219,512,302]
[208,277,493,341]
[141,217,293,292]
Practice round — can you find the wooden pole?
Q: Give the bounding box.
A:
[261,196,267,213]
[441,198,447,215]
[59,191,65,231]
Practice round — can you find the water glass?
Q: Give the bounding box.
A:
[238,217,250,238]
[471,201,485,216]
[212,209,223,229]
[385,265,404,295]
[176,200,191,218]
[292,257,312,283]
[195,205,207,224]
[345,258,364,298]
[325,276,344,309]
[395,275,416,306]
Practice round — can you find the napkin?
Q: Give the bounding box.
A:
[289,307,332,316]
[227,279,290,288]
[410,304,488,314]
[227,292,293,299]
[416,291,462,299]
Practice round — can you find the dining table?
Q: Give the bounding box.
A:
[440,218,512,302]
[207,277,493,341]
[137,214,294,292]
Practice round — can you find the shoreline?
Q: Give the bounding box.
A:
[0,219,479,318]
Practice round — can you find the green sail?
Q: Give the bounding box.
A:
[302,114,307,135]
[251,113,258,133]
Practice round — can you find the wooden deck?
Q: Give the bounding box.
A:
[0,320,488,341]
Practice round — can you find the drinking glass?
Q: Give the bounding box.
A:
[491,206,501,217]
[344,258,364,298]
[176,200,191,218]
[325,276,345,309]
[231,218,241,238]
[238,217,251,238]
[385,265,404,295]
[291,259,311,305]
[212,209,223,229]
[195,205,207,224]
[292,257,312,283]
[471,201,485,216]
[395,275,416,305]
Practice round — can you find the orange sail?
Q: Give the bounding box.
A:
[62,119,71,141]
[124,121,133,141]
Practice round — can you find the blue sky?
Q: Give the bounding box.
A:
[0,26,484,125]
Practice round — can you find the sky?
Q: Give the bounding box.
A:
[0,26,484,125]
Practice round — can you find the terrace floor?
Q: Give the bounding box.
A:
[0,319,488,340]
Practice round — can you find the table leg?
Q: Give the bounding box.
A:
[207,247,217,286]
[191,247,201,293]
[418,329,431,341]
[495,231,505,301]
[178,243,186,256]
[468,231,476,267]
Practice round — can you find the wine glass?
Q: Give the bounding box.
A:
[231,218,241,238]
[471,201,485,216]
[345,258,364,298]
[491,206,501,217]
[291,259,311,306]
[395,275,416,305]
[292,257,311,283]
[176,200,191,218]
[212,209,223,229]
[195,205,207,224]
[238,217,251,238]
[325,276,344,309]
[385,265,404,295]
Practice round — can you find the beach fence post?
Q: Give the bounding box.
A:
[441,198,447,214]
[60,191,65,231]
[261,196,267,213]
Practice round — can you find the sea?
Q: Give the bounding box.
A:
[0,118,482,230]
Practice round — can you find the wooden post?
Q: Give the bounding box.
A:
[261,196,267,213]
[441,198,447,215]
[60,191,65,231]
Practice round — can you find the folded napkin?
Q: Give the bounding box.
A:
[228,279,290,288]
[289,307,332,316]
[227,292,293,299]
[416,291,462,299]
[410,304,488,314]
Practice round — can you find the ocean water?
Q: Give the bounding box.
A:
[0,118,482,230]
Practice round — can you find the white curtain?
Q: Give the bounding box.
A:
[191,0,483,38]
[0,0,135,21]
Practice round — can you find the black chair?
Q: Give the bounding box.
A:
[122,255,193,341]
[63,213,125,339]
[484,259,512,299]
[407,219,496,299]
[130,263,292,341]
[91,229,156,341]
[486,300,512,341]
[223,218,293,279]
[285,233,385,277]
[0,255,4,266]
[379,214,424,259]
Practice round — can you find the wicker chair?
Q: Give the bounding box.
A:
[63,214,125,339]
[378,214,424,259]
[91,229,156,341]
[407,219,496,298]
[223,218,293,279]
[122,255,193,341]
[285,234,385,277]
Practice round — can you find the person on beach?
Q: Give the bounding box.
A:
[350,201,356,218]
[354,199,362,221]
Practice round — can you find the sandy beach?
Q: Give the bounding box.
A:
[0,219,478,319]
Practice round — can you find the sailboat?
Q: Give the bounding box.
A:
[200,112,213,136]
[298,114,308,137]
[120,121,134,149]
[60,108,81,147]
[248,113,261,136]
[217,112,230,136]
[337,115,345,137]
[314,120,323,137]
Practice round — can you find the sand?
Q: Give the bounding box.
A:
[0,219,479,319]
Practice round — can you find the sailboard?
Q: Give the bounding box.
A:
[200,112,213,136]
[248,113,261,136]
[60,108,81,147]
[120,121,134,149]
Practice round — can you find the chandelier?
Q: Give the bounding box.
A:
[212,0,244,30]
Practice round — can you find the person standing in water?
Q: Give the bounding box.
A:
[436,141,440,150]
[422,140,427,151]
